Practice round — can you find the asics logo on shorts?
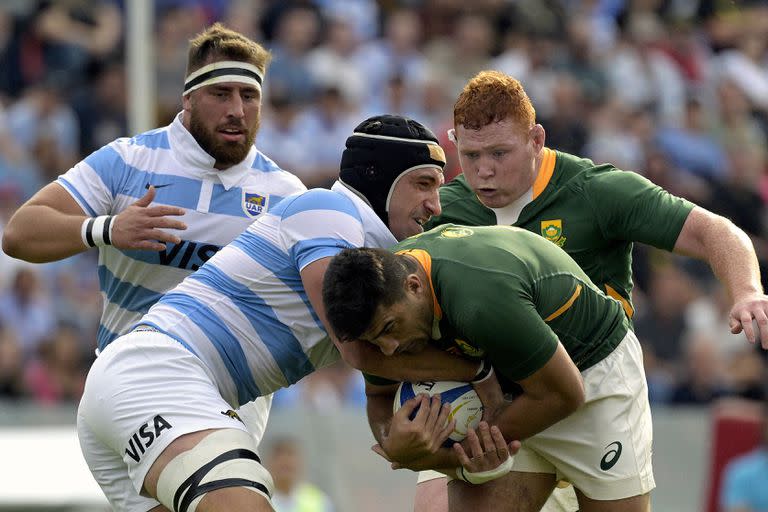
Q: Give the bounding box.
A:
[600,441,623,470]
[125,414,173,463]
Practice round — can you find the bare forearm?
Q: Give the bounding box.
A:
[398,448,458,472]
[491,393,578,442]
[366,394,391,446]
[341,342,478,382]
[3,205,88,262]
[709,227,762,299]
[675,209,763,299]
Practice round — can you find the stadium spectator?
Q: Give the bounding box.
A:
[555,15,610,107]
[355,7,428,108]
[23,323,87,405]
[726,348,767,402]
[292,83,359,188]
[0,4,28,98]
[424,12,495,98]
[5,78,79,182]
[266,5,321,106]
[668,332,731,406]
[635,263,701,366]
[361,73,423,125]
[536,73,589,156]
[266,436,337,512]
[273,360,366,411]
[153,2,208,123]
[0,104,41,200]
[654,96,729,182]
[69,58,128,156]
[719,400,768,512]
[0,267,56,361]
[0,324,25,400]
[257,90,312,178]
[306,10,367,106]
[604,12,686,126]
[32,0,122,90]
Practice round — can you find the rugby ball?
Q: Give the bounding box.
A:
[394,381,483,447]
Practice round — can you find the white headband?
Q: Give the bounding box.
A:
[183,60,264,96]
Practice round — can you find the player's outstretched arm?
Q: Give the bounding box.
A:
[3,182,94,262]
[673,206,768,348]
[3,184,188,263]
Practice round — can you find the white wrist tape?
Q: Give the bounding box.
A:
[456,454,514,485]
[472,360,494,384]
[81,215,115,248]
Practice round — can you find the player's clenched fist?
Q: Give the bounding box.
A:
[110,186,187,251]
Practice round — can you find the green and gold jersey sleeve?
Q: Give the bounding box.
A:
[586,169,695,251]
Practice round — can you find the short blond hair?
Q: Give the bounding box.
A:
[454,70,536,131]
[186,23,271,76]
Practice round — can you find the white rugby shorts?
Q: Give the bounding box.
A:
[417,330,654,502]
[512,329,655,500]
[77,330,272,512]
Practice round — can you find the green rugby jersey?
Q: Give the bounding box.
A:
[424,148,695,318]
[395,224,630,383]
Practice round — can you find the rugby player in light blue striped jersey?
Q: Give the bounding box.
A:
[3,23,307,512]
[77,114,489,512]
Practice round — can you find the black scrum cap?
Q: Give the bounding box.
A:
[339,115,446,225]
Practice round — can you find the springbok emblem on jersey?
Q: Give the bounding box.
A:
[243,191,269,218]
[440,227,473,239]
[541,219,566,247]
[453,338,485,358]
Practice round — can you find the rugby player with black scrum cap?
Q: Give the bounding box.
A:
[76,114,509,512]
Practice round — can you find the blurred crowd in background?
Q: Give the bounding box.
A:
[0,0,766,410]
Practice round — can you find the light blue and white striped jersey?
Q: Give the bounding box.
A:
[140,182,398,407]
[56,113,306,350]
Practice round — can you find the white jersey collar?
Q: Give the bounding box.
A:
[490,187,533,226]
[331,181,398,248]
[169,112,256,190]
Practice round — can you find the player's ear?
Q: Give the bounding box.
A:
[531,124,545,150]
[447,128,458,147]
[405,273,423,295]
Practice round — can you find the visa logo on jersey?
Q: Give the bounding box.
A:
[157,241,223,270]
[125,414,173,463]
